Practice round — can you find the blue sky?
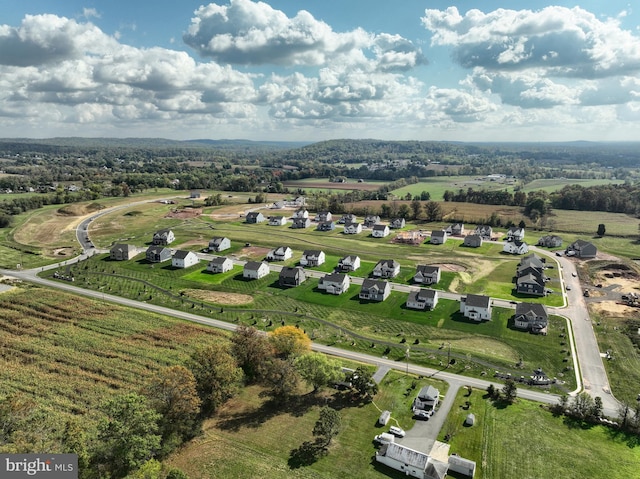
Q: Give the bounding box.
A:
[1,1,639,141]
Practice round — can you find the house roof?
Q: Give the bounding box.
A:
[416,265,440,275]
[463,294,491,308]
[111,243,135,252]
[302,250,323,257]
[279,267,304,279]
[246,212,262,218]
[431,230,446,238]
[320,273,347,283]
[372,224,388,231]
[361,278,389,291]
[146,245,169,254]
[418,385,439,401]
[448,455,477,474]
[464,234,482,245]
[376,259,399,269]
[245,261,267,271]
[517,273,544,286]
[210,256,231,266]
[515,302,548,318]
[415,289,437,300]
[378,443,429,471]
[273,246,291,254]
[173,250,194,260]
[209,237,228,245]
[339,255,359,263]
[154,228,172,236]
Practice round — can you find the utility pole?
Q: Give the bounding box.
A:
[447,342,451,367]
[405,347,410,374]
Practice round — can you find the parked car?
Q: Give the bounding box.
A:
[389,426,406,437]
[571,272,577,277]
[374,433,395,445]
[413,409,430,420]
[566,285,571,291]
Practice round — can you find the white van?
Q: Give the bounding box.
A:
[374,433,395,445]
[389,426,406,437]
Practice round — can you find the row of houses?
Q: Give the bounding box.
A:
[515,253,549,297]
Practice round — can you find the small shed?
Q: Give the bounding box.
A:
[378,410,391,426]
[464,413,476,426]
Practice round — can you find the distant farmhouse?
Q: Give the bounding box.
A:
[315,211,332,222]
[474,225,493,239]
[338,213,357,224]
[364,215,381,228]
[506,226,525,241]
[445,223,464,236]
[389,218,406,229]
[292,208,309,219]
[268,216,287,226]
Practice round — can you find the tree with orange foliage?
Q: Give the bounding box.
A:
[269,325,311,358]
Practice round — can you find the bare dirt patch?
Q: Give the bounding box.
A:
[165,208,202,219]
[51,247,76,257]
[237,246,271,260]
[183,289,253,305]
[438,263,467,272]
[591,301,639,318]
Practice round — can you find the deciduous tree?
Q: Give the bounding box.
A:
[597,223,606,237]
[265,358,301,402]
[502,379,517,404]
[270,326,311,359]
[231,325,274,383]
[349,367,378,401]
[313,407,342,448]
[294,352,342,392]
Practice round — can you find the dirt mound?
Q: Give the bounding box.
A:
[165,208,202,219]
[183,289,253,305]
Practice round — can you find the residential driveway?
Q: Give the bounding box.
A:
[397,383,461,453]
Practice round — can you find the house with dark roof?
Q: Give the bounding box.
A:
[206,256,233,274]
[318,273,350,295]
[413,385,440,411]
[338,213,357,224]
[390,218,406,229]
[373,259,400,279]
[315,211,332,222]
[474,224,493,239]
[445,223,464,236]
[516,273,546,296]
[245,212,265,223]
[537,235,563,248]
[372,224,390,238]
[338,255,360,272]
[172,250,199,269]
[359,279,390,301]
[292,208,309,219]
[243,261,270,279]
[514,303,549,334]
[406,289,439,310]
[268,216,288,226]
[506,226,525,241]
[503,240,529,255]
[430,230,447,245]
[463,235,483,248]
[208,237,231,252]
[291,217,311,229]
[364,215,381,228]
[317,221,336,231]
[566,239,597,258]
[413,265,441,285]
[146,245,171,263]
[152,228,175,245]
[266,246,293,261]
[279,267,306,287]
[300,250,325,267]
[109,244,137,261]
[343,222,362,234]
[460,294,492,321]
[519,253,546,270]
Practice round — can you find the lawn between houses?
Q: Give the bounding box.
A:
[43,254,577,393]
[438,388,640,479]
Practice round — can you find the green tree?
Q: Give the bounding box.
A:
[269,326,311,359]
[231,325,274,383]
[410,198,422,220]
[571,392,594,420]
[294,352,342,392]
[597,223,606,237]
[591,396,603,419]
[349,367,378,401]
[265,358,300,402]
[398,204,411,219]
[95,393,161,478]
[424,201,443,222]
[61,419,90,479]
[166,468,190,479]
[187,343,243,415]
[501,379,517,404]
[142,365,202,447]
[312,407,342,448]
[126,459,162,479]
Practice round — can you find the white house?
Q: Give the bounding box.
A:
[430,231,447,245]
[206,256,233,273]
[372,224,390,238]
[208,237,231,252]
[172,250,199,269]
[266,246,293,261]
[406,289,439,310]
[318,273,351,295]
[375,443,449,479]
[291,218,311,229]
[343,222,362,234]
[243,261,270,279]
[292,208,309,219]
[338,255,360,272]
[445,223,464,236]
[373,259,400,279]
[413,265,441,285]
[389,218,406,229]
[474,224,493,239]
[338,213,357,224]
[300,250,325,267]
[152,228,175,245]
[506,226,525,241]
[315,211,332,222]
[359,279,391,301]
[503,240,529,255]
[460,294,492,321]
[268,216,288,226]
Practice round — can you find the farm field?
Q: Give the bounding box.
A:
[439,388,640,479]
[283,178,388,192]
[521,178,624,193]
[390,176,518,201]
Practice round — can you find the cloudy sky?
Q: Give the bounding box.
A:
[1,0,639,141]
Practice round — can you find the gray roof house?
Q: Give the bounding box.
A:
[109,244,137,261]
[460,294,492,321]
[315,211,332,222]
[266,246,293,261]
[516,272,546,296]
[152,228,175,245]
[338,213,357,224]
[318,273,350,295]
[503,240,529,255]
[359,279,390,302]
[292,208,309,219]
[343,222,362,234]
[208,237,231,252]
[300,250,325,267]
[414,385,440,411]
[506,226,525,241]
[430,230,447,245]
[338,255,360,272]
[291,217,311,229]
[245,212,265,223]
[146,245,171,263]
[413,265,441,285]
[445,223,464,236]
[566,239,597,258]
[376,443,449,479]
[243,261,270,279]
[364,215,381,228]
[206,256,233,274]
[514,303,549,334]
[390,218,406,229]
[268,215,288,226]
[279,267,306,287]
[372,224,390,238]
[373,259,400,279]
[519,253,546,271]
[463,234,483,248]
[317,221,336,231]
[474,224,493,239]
[406,289,439,310]
[537,235,563,248]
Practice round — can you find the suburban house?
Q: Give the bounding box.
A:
[519,253,546,271]
[406,289,439,310]
[266,246,293,261]
[245,212,265,223]
[338,213,357,224]
[315,211,332,222]
[317,221,336,231]
[390,218,406,229]
[430,230,447,245]
[413,265,441,285]
[318,273,351,295]
[566,239,598,258]
[463,234,483,248]
[474,224,493,239]
[537,235,563,248]
[338,255,361,272]
[292,208,309,219]
[448,455,477,478]
[375,443,449,479]
[445,223,464,236]
[503,240,529,255]
[413,385,440,411]
[460,294,492,321]
[373,259,400,279]
[291,217,311,229]
[359,279,391,301]
[152,228,175,245]
[364,215,381,228]
[172,250,199,269]
[109,244,137,261]
[300,250,325,267]
[516,273,546,296]
[208,237,231,252]
[271,201,285,209]
[268,216,288,226]
[343,222,363,234]
[514,303,549,334]
[206,256,233,274]
[506,226,525,241]
[145,246,171,263]
[279,267,306,287]
[243,261,270,279]
[517,264,548,282]
[372,224,390,238]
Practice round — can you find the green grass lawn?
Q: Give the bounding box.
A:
[522,178,624,194]
[390,176,517,201]
[439,388,640,479]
